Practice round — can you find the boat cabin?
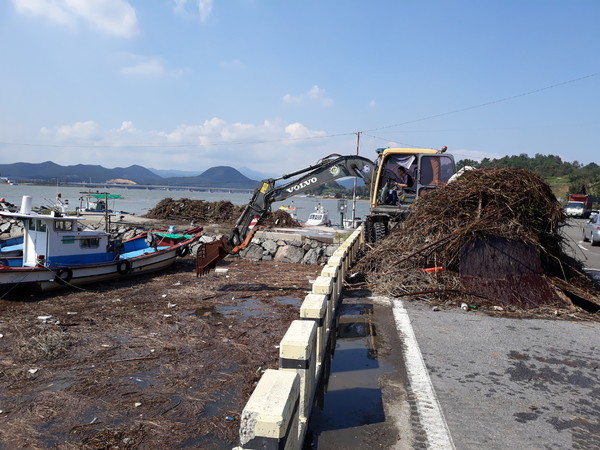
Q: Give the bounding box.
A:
[1,200,112,268]
[306,206,331,226]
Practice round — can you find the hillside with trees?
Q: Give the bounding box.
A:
[458,153,600,202]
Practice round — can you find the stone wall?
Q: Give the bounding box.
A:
[238,235,340,265]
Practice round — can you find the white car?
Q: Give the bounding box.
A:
[582,213,600,246]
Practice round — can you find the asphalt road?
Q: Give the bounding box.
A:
[391,218,600,449]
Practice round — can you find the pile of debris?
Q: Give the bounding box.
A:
[358,168,600,314]
[145,198,245,224]
[145,198,300,228]
[261,209,302,228]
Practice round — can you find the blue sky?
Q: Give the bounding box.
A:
[1,0,598,176]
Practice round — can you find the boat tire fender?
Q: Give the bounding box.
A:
[177,245,190,257]
[117,259,132,275]
[55,268,73,284]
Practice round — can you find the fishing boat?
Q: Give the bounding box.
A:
[0,196,202,293]
[305,204,331,227]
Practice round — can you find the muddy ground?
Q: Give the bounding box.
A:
[0,257,321,449]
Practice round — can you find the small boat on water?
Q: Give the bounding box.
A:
[305,205,331,227]
[0,196,202,293]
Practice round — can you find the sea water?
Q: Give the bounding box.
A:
[0,183,370,224]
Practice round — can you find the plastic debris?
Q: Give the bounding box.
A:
[225,416,235,421]
[492,305,504,311]
[461,302,469,311]
[28,368,38,374]
[431,306,441,311]
[37,315,52,322]
[134,402,142,408]
[223,338,231,343]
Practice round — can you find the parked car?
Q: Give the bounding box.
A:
[582,213,600,246]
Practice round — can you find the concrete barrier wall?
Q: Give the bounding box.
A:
[237,226,363,449]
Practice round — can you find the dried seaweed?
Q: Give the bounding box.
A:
[357,168,599,309]
[144,198,300,228]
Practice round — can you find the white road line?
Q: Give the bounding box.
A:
[392,299,455,450]
[578,244,588,251]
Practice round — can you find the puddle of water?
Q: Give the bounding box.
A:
[307,300,391,444]
[278,296,302,307]
[45,377,75,392]
[194,296,301,320]
[127,369,158,389]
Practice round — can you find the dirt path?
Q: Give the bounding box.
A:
[0,257,321,449]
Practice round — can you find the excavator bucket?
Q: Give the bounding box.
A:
[196,237,231,276]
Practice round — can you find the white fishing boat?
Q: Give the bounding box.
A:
[305,204,331,226]
[0,196,202,293]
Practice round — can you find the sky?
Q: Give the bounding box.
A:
[1,0,599,177]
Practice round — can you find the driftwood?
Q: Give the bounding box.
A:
[357,168,600,313]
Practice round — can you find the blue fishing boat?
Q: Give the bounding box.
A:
[0,196,202,293]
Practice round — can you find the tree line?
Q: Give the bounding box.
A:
[458,153,600,198]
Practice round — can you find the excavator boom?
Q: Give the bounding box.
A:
[196,154,374,275]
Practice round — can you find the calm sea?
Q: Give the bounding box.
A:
[1,184,370,224]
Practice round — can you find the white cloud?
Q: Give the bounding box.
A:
[118,121,136,132]
[12,0,138,38]
[121,58,165,77]
[34,117,340,173]
[199,0,214,23]
[283,85,334,108]
[41,120,100,140]
[171,0,213,23]
[368,100,377,109]
[285,122,326,140]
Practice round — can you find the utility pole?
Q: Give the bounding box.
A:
[350,131,361,227]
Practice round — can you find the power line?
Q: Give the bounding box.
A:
[1,72,597,150]
[361,71,600,133]
[0,131,356,149]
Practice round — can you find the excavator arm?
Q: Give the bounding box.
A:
[196,154,374,275]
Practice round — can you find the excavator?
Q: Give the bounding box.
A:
[196,148,456,275]
[196,154,374,275]
[365,146,456,242]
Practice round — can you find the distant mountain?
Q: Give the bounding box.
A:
[147,168,204,178]
[0,161,259,188]
[163,166,259,188]
[0,161,163,185]
[237,166,278,181]
[337,177,366,190]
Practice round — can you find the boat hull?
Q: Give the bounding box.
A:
[0,229,201,294]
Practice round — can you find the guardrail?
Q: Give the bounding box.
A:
[236,226,364,449]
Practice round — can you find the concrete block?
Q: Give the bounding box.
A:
[320,264,339,305]
[300,293,327,376]
[239,369,300,449]
[279,320,317,426]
